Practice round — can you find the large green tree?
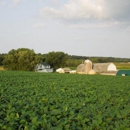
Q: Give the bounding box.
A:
[0,54,6,65]
[3,48,42,71]
[45,51,68,69]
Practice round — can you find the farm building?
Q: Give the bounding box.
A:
[76,60,96,74]
[76,64,84,73]
[56,68,64,73]
[76,60,117,75]
[69,70,76,74]
[116,70,130,76]
[56,68,71,73]
[93,63,117,73]
[63,68,71,73]
[35,62,53,72]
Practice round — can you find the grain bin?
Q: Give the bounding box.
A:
[84,60,92,74]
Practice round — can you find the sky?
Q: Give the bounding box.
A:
[0,0,130,58]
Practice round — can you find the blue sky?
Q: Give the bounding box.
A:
[0,0,130,58]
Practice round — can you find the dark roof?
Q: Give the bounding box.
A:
[43,62,50,66]
[116,70,130,76]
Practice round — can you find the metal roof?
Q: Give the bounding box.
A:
[43,62,50,66]
[116,70,130,76]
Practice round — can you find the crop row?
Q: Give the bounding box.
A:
[0,71,130,130]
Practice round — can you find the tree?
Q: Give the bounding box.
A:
[3,48,42,71]
[45,51,68,69]
[0,53,6,65]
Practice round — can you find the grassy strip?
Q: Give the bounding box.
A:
[114,63,130,70]
[0,66,4,70]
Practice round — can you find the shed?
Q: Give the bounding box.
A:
[56,68,71,73]
[93,63,117,73]
[116,70,130,76]
[56,68,65,73]
[63,68,71,73]
[35,62,53,72]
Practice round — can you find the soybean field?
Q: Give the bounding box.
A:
[0,71,130,130]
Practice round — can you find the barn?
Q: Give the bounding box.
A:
[76,60,96,74]
[93,63,117,73]
[76,64,84,74]
[35,62,53,72]
[116,70,130,76]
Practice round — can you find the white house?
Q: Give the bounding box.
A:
[35,62,53,73]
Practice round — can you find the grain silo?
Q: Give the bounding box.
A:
[84,60,92,74]
[88,69,96,75]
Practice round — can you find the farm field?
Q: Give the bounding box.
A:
[0,71,130,129]
[0,66,4,70]
[114,63,130,70]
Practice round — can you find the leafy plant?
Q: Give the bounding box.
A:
[0,71,130,129]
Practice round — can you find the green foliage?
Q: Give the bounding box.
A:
[0,56,4,65]
[3,48,42,71]
[1,50,130,69]
[0,53,6,65]
[68,55,130,65]
[45,51,68,69]
[0,71,130,129]
[66,59,84,67]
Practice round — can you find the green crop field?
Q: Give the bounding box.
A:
[0,71,130,130]
[114,63,130,70]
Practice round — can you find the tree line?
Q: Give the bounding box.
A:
[0,48,130,71]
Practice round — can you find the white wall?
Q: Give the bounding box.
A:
[107,63,117,71]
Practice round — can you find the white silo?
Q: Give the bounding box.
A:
[84,59,92,74]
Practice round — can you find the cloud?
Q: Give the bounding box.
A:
[126,26,130,33]
[103,0,130,20]
[12,0,25,4]
[48,0,60,5]
[40,0,105,20]
[0,1,7,6]
[32,23,45,28]
[65,21,123,29]
[75,37,86,41]
[40,0,130,22]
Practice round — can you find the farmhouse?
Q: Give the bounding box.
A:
[35,62,53,72]
[93,63,117,73]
